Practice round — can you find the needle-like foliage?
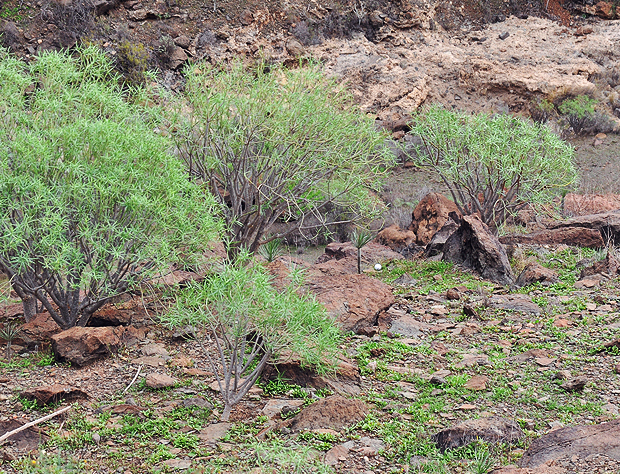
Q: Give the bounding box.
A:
[171,61,394,257]
[0,46,220,328]
[409,105,578,230]
[161,254,341,421]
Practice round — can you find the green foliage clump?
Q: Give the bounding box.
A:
[0,46,220,328]
[558,95,598,135]
[409,105,578,229]
[161,254,341,421]
[115,40,150,86]
[172,61,394,256]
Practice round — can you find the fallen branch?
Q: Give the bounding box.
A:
[0,405,71,445]
[123,364,143,395]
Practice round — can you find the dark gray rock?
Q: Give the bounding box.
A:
[433,417,524,452]
[443,215,514,285]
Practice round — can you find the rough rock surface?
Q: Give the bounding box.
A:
[409,193,460,245]
[519,419,620,468]
[376,224,417,252]
[515,262,560,287]
[564,193,620,216]
[433,417,524,452]
[51,326,139,366]
[20,384,89,405]
[145,373,178,389]
[549,210,620,245]
[262,356,362,395]
[306,272,395,333]
[500,227,605,249]
[443,215,514,285]
[288,395,369,432]
[424,218,459,257]
[19,312,61,347]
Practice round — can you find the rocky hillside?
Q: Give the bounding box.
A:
[1,0,620,125]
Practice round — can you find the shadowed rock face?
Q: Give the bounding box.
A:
[433,417,524,452]
[442,215,514,285]
[519,419,620,468]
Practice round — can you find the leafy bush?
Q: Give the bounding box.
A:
[409,105,578,229]
[558,95,598,135]
[171,61,393,257]
[0,46,220,328]
[161,254,341,421]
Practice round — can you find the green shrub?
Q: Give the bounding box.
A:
[558,95,598,135]
[0,46,220,328]
[115,40,150,86]
[530,98,555,124]
[409,105,578,229]
[160,254,341,421]
[171,61,394,257]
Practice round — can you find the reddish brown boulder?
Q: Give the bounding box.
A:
[500,227,604,249]
[263,356,362,395]
[51,326,139,366]
[376,225,416,252]
[20,384,88,405]
[551,210,620,245]
[580,251,620,280]
[19,312,61,347]
[288,395,369,432]
[515,262,559,287]
[519,419,620,469]
[443,215,514,285]
[306,272,394,333]
[491,466,566,474]
[564,193,620,216]
[410,193,461,245]
[0,419,49,451]
[145,373,178,389]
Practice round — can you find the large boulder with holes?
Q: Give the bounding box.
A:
[443,215,514,285]
[409,193,461,245]
[51,326,140,366]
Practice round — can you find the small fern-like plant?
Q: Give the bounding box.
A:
[259,238,283,262]
[0,322,21,362]
[351,229,373,274]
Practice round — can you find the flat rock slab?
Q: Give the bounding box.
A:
[520,419,620,468]
[132,356,166,367]
[464,375,488,391]
[145,373,178,389]
[20,384,88,405]
[289,395,369,432]
[0,419,49,451]
[51,326,139,366]
[488,294,542,315]
[162,459,192,470]
[198,422,231,444]
[262,398,305,418]
[433,417,524,452]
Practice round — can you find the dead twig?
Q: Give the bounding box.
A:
[0,406,71,446]
[123,365,143,395]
